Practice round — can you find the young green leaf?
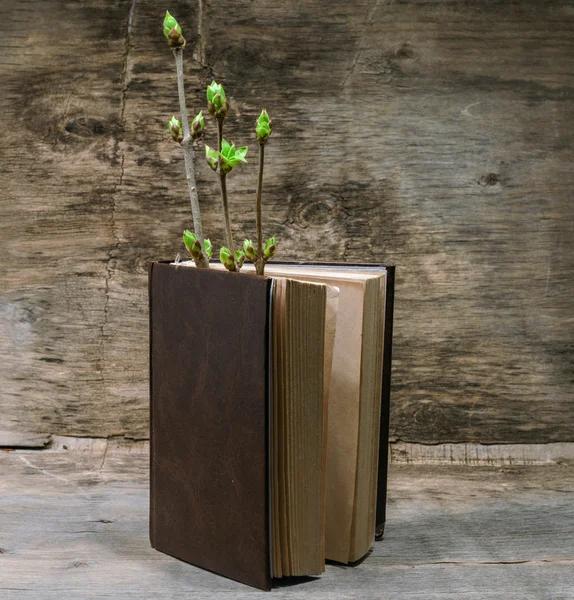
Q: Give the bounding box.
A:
[221,137,231,156]
[217,138,248,174]
[234,146,248,161]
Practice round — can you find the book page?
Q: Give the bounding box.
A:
[264,269,373,562]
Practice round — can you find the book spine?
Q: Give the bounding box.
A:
[148,262,156,548]
[375,266,395,540]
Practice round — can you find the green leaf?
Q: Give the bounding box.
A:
[221,138,231,156]
[215,83,226,101]
[235,146,248,162]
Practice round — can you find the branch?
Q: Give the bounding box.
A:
[173,47,209,268]
[255,143,265,275]
[217,118,236,259]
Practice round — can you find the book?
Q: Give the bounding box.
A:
[149,261,395,590]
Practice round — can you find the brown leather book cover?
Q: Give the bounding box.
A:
[148,260,394,588]
[149,262,272,591]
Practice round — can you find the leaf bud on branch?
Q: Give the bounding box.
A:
[163,11,186,48]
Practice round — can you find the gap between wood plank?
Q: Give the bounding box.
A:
[2,435,573,466]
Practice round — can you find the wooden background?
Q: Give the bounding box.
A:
[1,0,573,445]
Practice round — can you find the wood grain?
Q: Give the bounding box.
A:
[391,441,574,465]
[1,448,573,598]
[1,0,573,442]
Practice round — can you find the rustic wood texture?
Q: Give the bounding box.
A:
[1,446,573,598]
[1,0,573,442]
[391,441,574,466]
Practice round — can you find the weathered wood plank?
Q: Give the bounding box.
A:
[0,0,132,437]
[0,451,573,598]
[0,431,51,449]
[12,435,574,465]
[1,0,573,442]
[391,441,574,465]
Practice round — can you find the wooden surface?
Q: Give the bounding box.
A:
[390,441,574,466]
[1,0,574,443]
[1,444,573,598]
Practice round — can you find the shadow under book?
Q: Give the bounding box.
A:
[149,261,395,590]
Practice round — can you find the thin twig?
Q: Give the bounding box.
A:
[173,47,208,268]
[219,173,235,256]
[217,119,235,258]
[255,143,265,275]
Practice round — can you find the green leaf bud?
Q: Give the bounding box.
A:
[182,229,196,252]
[256,109,272,144]
[243,239,256,262]
[163,11,186,47]
[218,138,248,174]
[206,81,226,103]
[205,145,219,171]
[235,250,245,269]
[191,111,205,140]
[206,81,230,119]
[168,115,183,144]
[263,236,276,261]
[219,246,236,271]
[182,229,203,261]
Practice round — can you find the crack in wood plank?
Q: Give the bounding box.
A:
[16,455,89,498]
[396,558,574,568]
[194,0,207,67]
[340,0,382,90]
[6,436,574,466]
[98,438,109,475]
[100,0,136,389]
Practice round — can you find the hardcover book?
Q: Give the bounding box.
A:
[149,261,395,590]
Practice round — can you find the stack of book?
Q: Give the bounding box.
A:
[149,261,395,590]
